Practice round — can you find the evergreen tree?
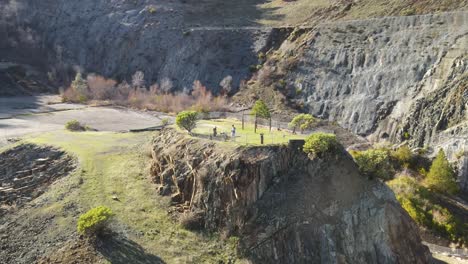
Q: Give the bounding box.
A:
[426,149,458,194]
[251,100,270,119]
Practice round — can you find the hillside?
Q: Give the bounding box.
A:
[1,0,468,262]
[1,0,467,93]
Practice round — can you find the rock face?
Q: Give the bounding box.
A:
[273,12,467,192]
[0,0,283,93]
[151,129,432,263]
[287,12,467,140]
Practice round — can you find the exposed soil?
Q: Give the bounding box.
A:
[0,143,75,213]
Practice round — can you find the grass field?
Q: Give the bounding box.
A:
[189,118,308,146]
[13,130,240,263]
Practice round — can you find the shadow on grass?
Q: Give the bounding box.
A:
[98,233,165,264]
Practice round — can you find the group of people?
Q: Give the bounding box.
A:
[212,125,236,141]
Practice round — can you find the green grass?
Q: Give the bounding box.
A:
[188,118,307,146]
[14,130,241,263]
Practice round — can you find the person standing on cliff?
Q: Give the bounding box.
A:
[231,124,236,140]
[213,126,217,137]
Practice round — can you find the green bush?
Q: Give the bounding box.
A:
[388,175,467,245]
[352,149,394,180]
[251,100,271,119]
[65,120,85,131]
[288,114,316,134]
[391,145,413,168]
[303,133,339,158]
[77,206,113,236]
[176,111,198,133]
[426,149,458,194]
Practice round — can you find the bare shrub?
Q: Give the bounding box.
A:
[87,74,117,100]
[179,210,204,231]
[61,72,228,113]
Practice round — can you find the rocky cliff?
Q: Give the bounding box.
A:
[0,0,285,93]
[1,1,466,187]
[150,129,432,263]
[237,11,468,191]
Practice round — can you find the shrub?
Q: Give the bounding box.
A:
[62,72,89,103]
[161,118,170,126]
[391,145,413,168]
[425,149,458,194]
[77,206,113,236]
[303,133,339,158]
[179,210,204,231]
[251,100,271,119]
[388,175,467,245]
[288,113,316,133]
[87,74,117,100]
[176,111,198,133]
[352,149,394,180]
[387,175,420,196]
[65,120,85,131]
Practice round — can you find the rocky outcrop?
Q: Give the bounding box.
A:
[150,129,432,263]
[258,12,467,192]
[0,0,287,93]
[283,12,467,140]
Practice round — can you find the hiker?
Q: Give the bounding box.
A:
[231,125,236,139]
[213,126,217,137]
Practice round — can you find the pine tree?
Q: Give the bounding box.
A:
[426,149,458,194]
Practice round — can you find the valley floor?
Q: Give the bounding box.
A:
[0,130,240,263]
[0,95,172,148]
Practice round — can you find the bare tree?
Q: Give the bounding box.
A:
[132,71,145,88]
[160,77,173,93]
[219,75,233,95]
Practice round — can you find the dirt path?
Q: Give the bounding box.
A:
[0,95,172,147]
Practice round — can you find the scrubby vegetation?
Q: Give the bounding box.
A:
[351,148,394,180]
[425,149,459,195]
[391,145,413,168]
[62,72,227,113]
[303,133,339,157]
[288,113,316,134]
[176,111,198,133]
[77,206,113,236]
[65,120,86,131]
[388,176,466,246]
[351,145,465,246]
[179,210,204,231]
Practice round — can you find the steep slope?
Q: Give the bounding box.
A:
[1,0,466,94]
[236,11,468,191]
[151,129,432,263]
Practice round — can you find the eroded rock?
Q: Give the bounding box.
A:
[150,129,432,263]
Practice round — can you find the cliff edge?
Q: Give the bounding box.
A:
[150,129,432,263]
